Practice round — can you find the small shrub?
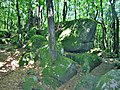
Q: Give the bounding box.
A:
[23,75,37,90]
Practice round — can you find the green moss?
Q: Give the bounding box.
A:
[66,53,101,73]
[42,55,74,77]
[27,35,47,50]
[40,48,53,67]
[42,76,60,89]
[67,53,98,64]
[62,37,80,51]
[23,75,37,90]
[95,70,120,90]
[40,48,76,88]
[56,18,96,52]
[75,74,99,90]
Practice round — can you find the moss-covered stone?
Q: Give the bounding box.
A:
[66,53,101,73]
[56,18,97,53]
[41,48,77,88]
[95,69,120,90]
[75,74,99,90]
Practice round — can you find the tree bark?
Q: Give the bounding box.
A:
[57,0,60,22]
[63,0,67,21]
[16,0,22,47]
[110,0,119,57]
[74,0,77,19]
[46,0,57,60]
[100,0,108,50]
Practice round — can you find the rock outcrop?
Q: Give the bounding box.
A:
[57,19,97,53]
[95,69,120,90]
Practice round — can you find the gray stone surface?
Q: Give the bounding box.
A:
[59,19,97,53]
[57,63,77,84]
[95,69,120,90]
[75,74,99,90]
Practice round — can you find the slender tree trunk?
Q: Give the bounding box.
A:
[74,0,77,19]
[110,0,119,57]
[40,6,43,26]
[100,0,108,50]
[7,12,9,30]
[93,1,98,20]
[57,0,59,22]
[16,0,22,47]
[35,5,41,28]
[24,1,33,40]
[4,16,6,29]
[46,0,57,61]
[78,2,81,18]
[63,0,67,21]
[28,1,33,30]
[86,0,89,17]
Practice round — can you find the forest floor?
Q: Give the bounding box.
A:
[0,45,118,90]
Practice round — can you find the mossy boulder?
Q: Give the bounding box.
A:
[95,69,120,90]
[56,18,97,53]
[75,74,99,90]
[66,53,102,73]
[41,48,77,88]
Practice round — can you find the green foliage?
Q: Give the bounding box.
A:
[0,0,119,57]
[0,29,10,44]
[10,35,18,44]
[27,35,47,50]
[103,51,118,58]
[39,47,53,67]
[19,35,46,66]
[23,75,38,90]
[28,27,37,38]
[0,29,9,38]
[42,76,60,89]
[19,52,35,66]
[19,35,47,66]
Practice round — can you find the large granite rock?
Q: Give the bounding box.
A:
[75,74,99,90]
[66,53,102,73]
[41,49,77,88]
[42,60,77,89]
[57,19,97,53]
[95,69,120,90]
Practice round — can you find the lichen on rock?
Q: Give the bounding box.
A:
[95,69,120,90]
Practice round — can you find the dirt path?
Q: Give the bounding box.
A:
[0,48,21,74]
[0,48,26,90]
[0,69,27,90]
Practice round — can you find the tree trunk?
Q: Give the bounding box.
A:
[110,0,119,57]
[16,0,22,47]
[63,0,67,21]
[100,0,108,50]
[57,0,60,22]
[74,0,77,19]
[46,0,57,61]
